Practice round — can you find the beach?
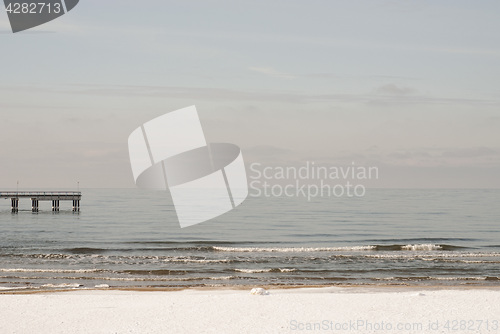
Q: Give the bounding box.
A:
[1,286,500,334]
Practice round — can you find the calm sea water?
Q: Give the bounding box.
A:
[1,189,499,290]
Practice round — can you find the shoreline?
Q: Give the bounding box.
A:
[2,283,500,295]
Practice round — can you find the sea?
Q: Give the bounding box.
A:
[1,189,499,290]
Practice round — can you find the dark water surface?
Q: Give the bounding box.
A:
[1,189,499,290]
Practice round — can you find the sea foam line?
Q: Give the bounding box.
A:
[234,268,297,273]
[401,244,443,251]
[212,244,449,252]
[213,246,377,252]
[0,268,106,273]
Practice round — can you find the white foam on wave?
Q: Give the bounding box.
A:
[234,268,296,273]
[41,283,83,288]
[427,258,500,264]
[377,276,491,281]
[213,246,377,253]
[401,244,443,251]
[0,268,105,273]
[235,269,272,273]
[29,254,76,259]
[433,276,488,281]
[166,258,231,264]
[0,286,29,291]
[365,252,500,259]
[91,275,238,282]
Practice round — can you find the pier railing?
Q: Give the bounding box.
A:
[0,191,81,198]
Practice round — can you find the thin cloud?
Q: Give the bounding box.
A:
[244,145,292,157]
[2,83,500,107]
[385,147,500,167]
[374,84,417,96]
[304,147,500,168]
[249,67,295,79]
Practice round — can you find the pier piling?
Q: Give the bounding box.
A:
[31,198,39,213]
[72,200,80,212]
[11,198,19,213]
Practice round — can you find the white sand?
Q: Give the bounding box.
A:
[1,287,499,334]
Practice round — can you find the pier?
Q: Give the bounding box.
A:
[0,192,81,213]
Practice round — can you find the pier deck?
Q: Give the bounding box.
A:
[0,191,81,212]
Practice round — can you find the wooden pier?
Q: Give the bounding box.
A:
[0,192,81,213]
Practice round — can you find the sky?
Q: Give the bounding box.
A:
[1,0,499,189]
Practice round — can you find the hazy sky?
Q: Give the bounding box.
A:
[1,0,499,189]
